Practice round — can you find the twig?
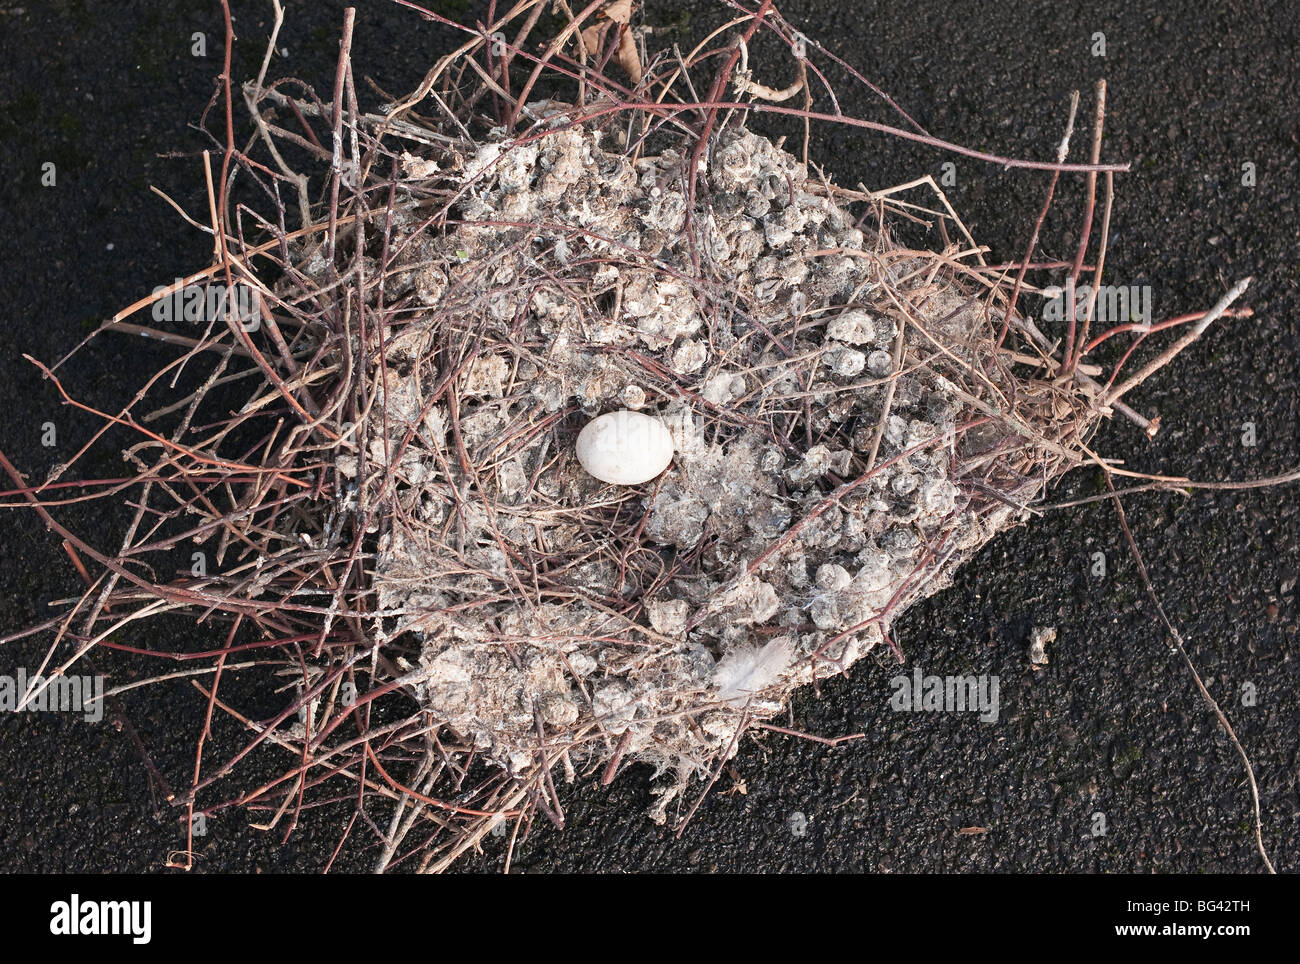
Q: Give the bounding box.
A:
[1102,277,1252,406]
[1104,473,1275,874]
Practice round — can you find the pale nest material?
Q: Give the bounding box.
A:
[321,105,1091,820]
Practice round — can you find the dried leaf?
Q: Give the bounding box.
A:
[579,22,602,59]
[576,1,640,84]
[604,0,634,23]
[615,22,642,85]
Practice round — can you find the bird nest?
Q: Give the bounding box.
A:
[354,110,1095,826]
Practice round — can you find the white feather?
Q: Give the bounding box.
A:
[712,636,794,706]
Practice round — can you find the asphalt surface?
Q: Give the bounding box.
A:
[0,0,1296,873]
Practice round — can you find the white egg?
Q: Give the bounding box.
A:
[575,410,674,485]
